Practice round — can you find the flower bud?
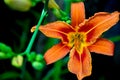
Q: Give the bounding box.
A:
[35,54,43,61]
[0,43,12,52]
[4,0,32,12]
[0,52,6,59]
[11,55,23,68]
[48,0,60,9]
[32,61,44,71]
[27,52,36,62]
[0,51,14,59]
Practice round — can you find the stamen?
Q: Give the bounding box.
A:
[67,32,87,54]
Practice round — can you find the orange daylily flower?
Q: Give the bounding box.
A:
[31,2,120,80]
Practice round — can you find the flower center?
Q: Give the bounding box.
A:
[67,32,87,54]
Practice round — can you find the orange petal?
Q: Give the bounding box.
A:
[79,11,119,42]
[68,47,92,80]
[39,21,74,42]
[71,2,85,27]
[31,26,36,32]
[88,38,114,56]
[44,42,70,65]
[68,47,82,74]
[80,47,92,79]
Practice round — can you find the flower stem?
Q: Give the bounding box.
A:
[25,9,47,54]
[20,5,47,80]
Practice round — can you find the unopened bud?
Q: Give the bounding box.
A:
[35,54,43,61]
[4,0,32,12]
[11,55,23,68]
[32,61,44,71]
[0,52,6,59]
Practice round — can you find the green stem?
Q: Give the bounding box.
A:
[64,0,71,14]
[25,9,47,54]
[20,8,47,80]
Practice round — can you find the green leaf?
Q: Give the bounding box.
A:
[109,36,120,42]
[0,71,20,80]
[22,71,33,80]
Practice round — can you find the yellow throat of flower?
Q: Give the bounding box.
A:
[67,32,87,54]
